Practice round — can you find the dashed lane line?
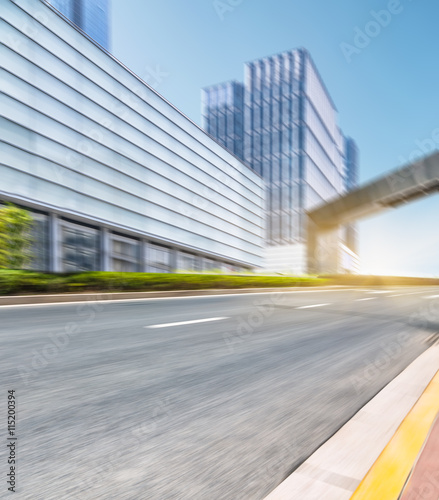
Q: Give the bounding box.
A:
[145,317,228,329]
[296,304,330,310]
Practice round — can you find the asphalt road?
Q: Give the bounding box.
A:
[1,287,439,499]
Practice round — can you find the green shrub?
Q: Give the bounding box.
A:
[0,204,33,269]
[0,270,326,295]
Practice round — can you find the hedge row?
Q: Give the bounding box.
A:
[322,274,439,287]
[0,270,326,295]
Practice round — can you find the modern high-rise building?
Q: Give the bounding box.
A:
[46,0,109,50]
[202,48,359,274]
[344,137,359,255]
[1,0,264,274]
[202,81,245,161]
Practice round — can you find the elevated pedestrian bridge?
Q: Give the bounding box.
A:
[307,151,439,273]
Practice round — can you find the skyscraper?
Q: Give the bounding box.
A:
[46,0,109,50]
[202,48,359,274]
[202,81,245,161]
[344,137,359,254]
[2,0,264,274]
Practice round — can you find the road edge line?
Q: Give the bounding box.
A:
[350,369,439,499]
[263,345,439,500]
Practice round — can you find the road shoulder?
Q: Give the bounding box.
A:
[264,344,439,500]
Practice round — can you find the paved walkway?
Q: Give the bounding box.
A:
[400,414,439,500]
[350,369,439,500]
[264,348,439,500]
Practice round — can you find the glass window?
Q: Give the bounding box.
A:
[253,105,261,131]
[226,112,235,137]
[177,251,200,272]
[82,0,110,50]
[49,0,110,50]
[203,258,218,272]
[110,234,140,272]
[271,215,281,243]
[48,0,72,20]
[292,126,300,153]
[61,221,99,272]
[281,98,291,125]
[272,100,280,126]
[251,160,261,176]
[112,259,138,273]
[272,158,281,184]
[305,59,336,137]
[281,184,290,212]
[281,213,290,242]
[112,239,138,259]
[272,130,280,157]
[262,102,271,127]
[147,243,171,273]
[271,185,281,212]
[253,133,261,159]
[27,212,49,271]
[281,155,291,182]
[262,132,271,156]
[262,159,271,180]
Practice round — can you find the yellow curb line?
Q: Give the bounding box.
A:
[350,370,439,500]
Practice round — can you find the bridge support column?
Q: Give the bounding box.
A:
[307,217,340,274]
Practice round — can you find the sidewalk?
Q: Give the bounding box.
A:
[400,414,439,500]
[264,345,439,500]
[350,369,439,499]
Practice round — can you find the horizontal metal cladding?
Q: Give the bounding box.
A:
[0,0,265,267]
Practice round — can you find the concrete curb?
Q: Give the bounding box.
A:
[264,344,439,500]
[400,413,439,499]
[0,285,354,306]
[350,369,439,499]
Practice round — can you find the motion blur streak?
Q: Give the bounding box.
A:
[1,287,437,499]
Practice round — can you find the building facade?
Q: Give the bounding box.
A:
[202,49,359,274]
[46,0,109,50]
[0,0,264,274]
[344,137,359,257]
[202,81,244,162]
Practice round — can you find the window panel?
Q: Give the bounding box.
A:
[61,221,99,272]
[147,243,171,272]
[27,211,49,271]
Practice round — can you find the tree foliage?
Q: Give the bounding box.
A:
[0,204,34,269]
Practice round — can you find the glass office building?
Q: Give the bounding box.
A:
[344,137,359,256]
[202,48,359,273]
[46,0,109,50]
[202,81,245,161]
[0,0,264,274]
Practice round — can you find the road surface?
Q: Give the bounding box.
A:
[1,287,438,499]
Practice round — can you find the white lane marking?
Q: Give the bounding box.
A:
[388,293,419,297]
[0,288,379,308]
[389,292,434,297]
[355,297,376,301]
[145,317,228,329]
[366,291,429,297]
[296,303,330,309]
[424,295,439,299]
[1,288,434,309]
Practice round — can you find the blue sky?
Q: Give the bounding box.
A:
[112,0,439,276]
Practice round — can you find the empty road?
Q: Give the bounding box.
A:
[1,287,439,499]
